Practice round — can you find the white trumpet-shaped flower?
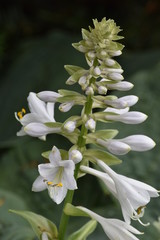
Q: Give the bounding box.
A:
[75,206,142,240]
[80,161,159,225]
[32,146,77,204]
[15,92,61,140]
[97,134,155,155]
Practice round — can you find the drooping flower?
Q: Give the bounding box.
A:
[32,146,77,204]
[73,205,142,240]
[15,92,61,140]
[80,161,159,225]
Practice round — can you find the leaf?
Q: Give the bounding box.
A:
[58,89,83,96]
[67,220,97,240]
[86,129,118,144]
[84,149,122,165]
[64,204,89,218]
[9,210,58,240]
[64,65,84,75]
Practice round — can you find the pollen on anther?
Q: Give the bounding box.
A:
[17,108,26,119]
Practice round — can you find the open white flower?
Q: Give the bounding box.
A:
[15,92,61,140]
[32,146,77,204]
[75,206,142,240]
[81,161,159,225]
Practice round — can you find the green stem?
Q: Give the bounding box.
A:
[58,94,93,240]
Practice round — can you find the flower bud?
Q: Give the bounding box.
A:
[69,149,83,164]
[85,118,96,132]
[108,73,124,81]
[64,121,76,133]
[59,102,74,112]
[108,50,122,56]
[94,67,101,76]
[37,91,61,102]
[121,135,156,152]
[87,51,96,59]
[98,86,107,95]
[106,81,134,91]
[105,58,115,66]
[79,75,87,85]
[97,139,131,155]
[85,86,94,95]
[106,111,147,124]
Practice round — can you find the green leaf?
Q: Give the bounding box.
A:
[67,220,97,240]
[9,210,58,240]
[58,89,82,96]
[86,129,118,144]
[64,65,84,75]
[64,203,89,218]
[84,149,122,165]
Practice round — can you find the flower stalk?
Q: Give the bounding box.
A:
[15,18,158,240]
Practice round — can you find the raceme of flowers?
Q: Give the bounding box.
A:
[15,18,158,240]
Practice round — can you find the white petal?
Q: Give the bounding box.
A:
[24,122,60,137]
[46,102,55,120]
[121,135,156,151]
[48,184,67,204]
[49,146,62,164]
[106,111,147,124]
[17,127,26,136]
[20,113,40,126]
[32,176,46,192]
[38,163,59,179]
[61,160,77,190]
[104,107,129,114]
[37,91,61,102]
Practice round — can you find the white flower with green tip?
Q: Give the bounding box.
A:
[75,206,142,240]
[32,146,77,204]
[15,92,61,140]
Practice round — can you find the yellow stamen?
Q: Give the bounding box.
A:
[56,182,63,187]
[137,206,145,215]
[17,108,26,119]
[47,181,54,185]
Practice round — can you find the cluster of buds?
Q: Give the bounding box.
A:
[15,18,158,240]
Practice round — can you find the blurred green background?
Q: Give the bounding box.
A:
[0,0,160,239]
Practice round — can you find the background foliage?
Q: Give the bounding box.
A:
[0,1,160,239]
